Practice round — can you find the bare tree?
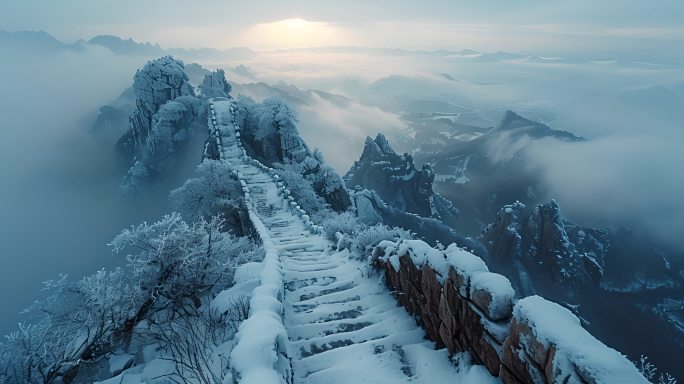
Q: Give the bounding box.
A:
[151,296,250,384]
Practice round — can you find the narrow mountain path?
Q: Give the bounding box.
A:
[211,98,494,383]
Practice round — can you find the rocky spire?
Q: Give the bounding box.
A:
[199,69,232,98]
[117,56,195,155]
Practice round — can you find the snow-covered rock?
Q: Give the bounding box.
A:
[502,295,648,384]
[345,134,458,221]
[481,200,608,295]
[374,239,647,382]
[118,56,195,154]
[199,69,232,98]
[121,94,202,194]
[470,272,515,321]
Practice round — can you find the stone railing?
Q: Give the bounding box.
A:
[373,239,648,384]
[206,99,291,383]
[228,185,291,384]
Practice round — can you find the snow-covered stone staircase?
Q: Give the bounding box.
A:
[210,98,495,383]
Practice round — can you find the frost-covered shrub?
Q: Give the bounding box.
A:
[111,214,262,321]
[634,355,677,384]
[0,270,133,383]
[274,162,329,219]
[320,210,413,261]
[121,160,151,195]
[321,211,359,242]
[0,214,263,382]
[150,303,247,384]
[350,224,413,261]
[170,160,243,223]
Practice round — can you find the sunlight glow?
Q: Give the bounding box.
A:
[241,18,353,49]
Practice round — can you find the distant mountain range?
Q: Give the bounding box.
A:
[0,30,255,59]
[8,29,679,67]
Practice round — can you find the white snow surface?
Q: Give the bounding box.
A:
[108,353,135,374]
[469,272,515,321]
[209,98,497,383]
[378,239,501,297]
[211,262,263,315]
[513,296,648,384]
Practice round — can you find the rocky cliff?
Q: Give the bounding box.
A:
[117,56,196,156]
[90,87,135,137]
[346,134,459,223]
[480,200,608,296]
[114,57,208,195]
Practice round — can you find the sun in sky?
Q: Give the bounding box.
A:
[241,18,353,49]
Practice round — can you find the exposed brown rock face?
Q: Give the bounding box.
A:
[373,242,647,384]
[378,254,507,376]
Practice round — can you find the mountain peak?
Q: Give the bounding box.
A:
[88,34,163,54]
[494,110,583,141]
[497,110,528,129]
[373,133,395,155]
[0,30,68,51]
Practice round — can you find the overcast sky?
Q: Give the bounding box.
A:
[2,0,684,61]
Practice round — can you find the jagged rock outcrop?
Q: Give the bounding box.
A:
[351,189,384,225]
[480,202,525,268]
[481,200,608,296]
[522,201,606,287]
[143,96,202,158]
[235,96,351,211]
[234,97,308,164]
[121,95,203,195]
[114,57,209,195]
[345,134,459,222]
[199,69,232,98]
[117,56,195,155]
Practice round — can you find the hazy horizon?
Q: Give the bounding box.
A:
[2,0,684,63]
